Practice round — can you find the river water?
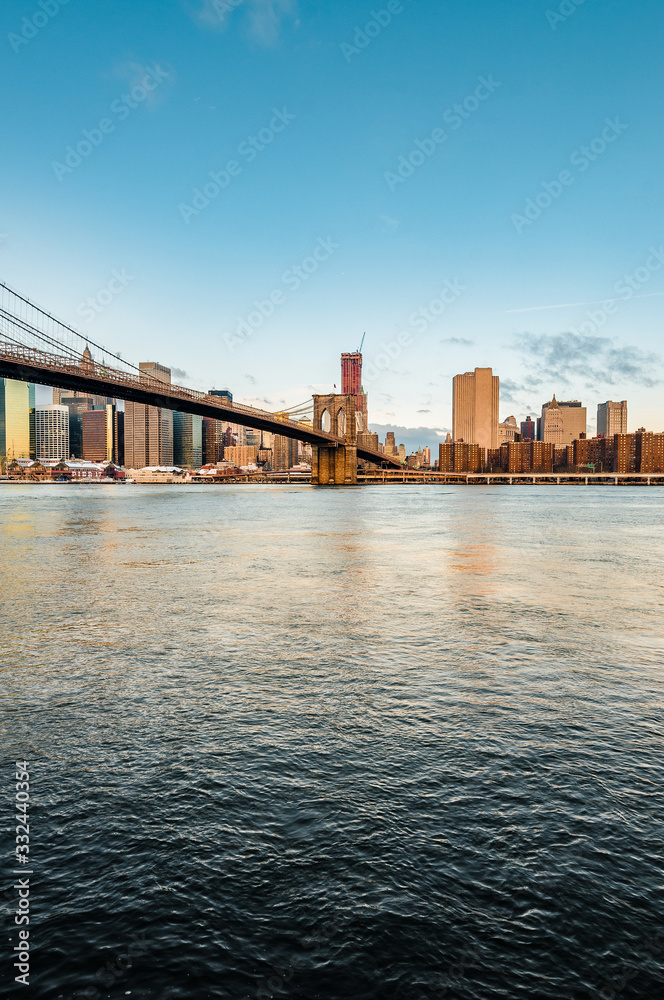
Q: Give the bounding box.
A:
[1,484,663,999]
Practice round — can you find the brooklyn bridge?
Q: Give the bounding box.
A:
[0,282,401,484]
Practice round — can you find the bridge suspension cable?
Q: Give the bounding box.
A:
[0,282,165,391]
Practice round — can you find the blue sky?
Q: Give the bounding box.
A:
[2,0,663,447]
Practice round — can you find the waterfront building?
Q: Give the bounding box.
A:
[636,431,664,472]
[597,400,628,437]
[439,441,486,473]
[0,378,35,469]
[497,440,554,473]
[35,404,69,460]
[173,411,203,469]
[452,367,499,451]
[614,433,636,474]
[124,362,173,468]
[423,447,431,466]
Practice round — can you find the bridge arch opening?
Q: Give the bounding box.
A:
[321,408,331,433]
[337,408,346,437]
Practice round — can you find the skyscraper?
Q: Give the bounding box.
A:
[124,362,174,468]
[202,417,224,465]
[539,397,586,443]
[35,405,69,460]
[341,351,369,432]
[0,378,35,469]
[82,406,115,463]
[173,412,203,468]
[597,400,627,437]
[341,353,363,396]
[520,416,536,441]
[272,412,299,471]
[452,367,499,450]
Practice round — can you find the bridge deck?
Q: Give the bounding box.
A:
[0,344,400,467]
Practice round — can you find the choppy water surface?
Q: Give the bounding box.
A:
[1,484,663,999]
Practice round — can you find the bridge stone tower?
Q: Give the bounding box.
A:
[311,393,357,485]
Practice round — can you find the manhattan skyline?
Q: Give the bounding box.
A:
[4,0,664,441]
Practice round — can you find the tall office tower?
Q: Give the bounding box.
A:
[597,400,627,437]
[35,404,69,460]
[202,417,224,464]
[272,434,298,471]
[272,412,299,470]
[341,352,362,395]
[124,362,174,468]
[520,416,536,441]
[384,431,397,456]
[452,367,499,450]
[341,351,369,431]
[114,409,124,466]
[0,378,35,469]
[539,396,586,444]
[173,412,203,468]
[82,406,115,463]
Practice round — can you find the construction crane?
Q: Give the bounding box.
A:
[357,332,365,353]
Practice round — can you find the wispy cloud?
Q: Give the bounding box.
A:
[440,336,475,346]
[511,331,662,390]
[500,377,526,405]
[194,0,297,45]
[112,61,173,109]
[507,292,664,314]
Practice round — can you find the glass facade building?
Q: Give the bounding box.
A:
[173,411,203,468]
[0,378,35,469]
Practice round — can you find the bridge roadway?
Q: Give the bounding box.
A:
[359,470,664,485]
[0,343,401,468]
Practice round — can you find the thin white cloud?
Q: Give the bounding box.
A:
[193,0,296,45]
[507,292,664,314]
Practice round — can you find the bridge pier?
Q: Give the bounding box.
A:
[311,393,358,485]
